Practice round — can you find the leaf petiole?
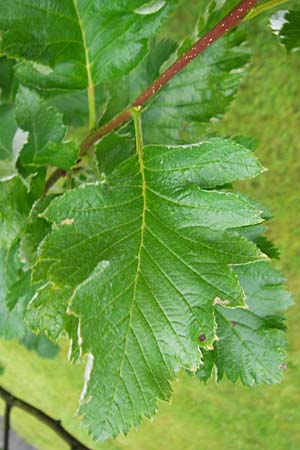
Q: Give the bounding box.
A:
[130,106,144,158]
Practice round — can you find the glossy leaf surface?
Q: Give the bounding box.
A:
[32,137,268,439]
[0,0,177,90]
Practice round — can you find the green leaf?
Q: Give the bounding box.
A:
[197,260,292,385]
[0,0,177,92]
[20,332,59,359]
[0,176,33,248]
[26,286,81,362]
[20,198,81,355]
[198,0,240,36]
[20,196,55,269]
[26,283,74,343]
[0,104,20,180]
[212,304,287,385]
[33,134,266,439]
[253,235,280,259]
[0,247,58,357]
[232,220,280,259]
[96,132,135,175]
[25,281,80,362]
[0,56,16,101]
[0,104,16,161]
[15,86,78,174]
[233,261,293,317]
[96,16,250,146]
[270,9,300,53]
[48,85,110,128]
[99,38,178,127]
[142,29,250,144]
[96,39,177,171]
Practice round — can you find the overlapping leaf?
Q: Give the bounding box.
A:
[25,281,80,362]
[96,26,251,174]
[15,86,78,174]
[0,157,58,354]
[0,176,33,248]
[197,0,241,37]
[0,246,58,358]
[0,56,15,101]
[96,20,250,147]
[30,137,268,439]
[12,195,80,359]
[142,29,250,144]
[0,104,19,179]
[0,0,177,91]
[270,9,300,52]
[98,39,177,127]
[197,261,292,385]
[48,85,109,127]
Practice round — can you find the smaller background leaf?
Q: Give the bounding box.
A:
[270,9,300,52]
[16,86,78,174]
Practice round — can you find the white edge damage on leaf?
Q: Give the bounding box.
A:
[66,309,83,360]
[67,260,112,398]
[77,318,83,348]
[80,353,94,402]
[270,10,288,35]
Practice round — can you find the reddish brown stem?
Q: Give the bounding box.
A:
[46,0,258,192]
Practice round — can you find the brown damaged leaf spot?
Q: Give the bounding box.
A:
[198,334,206,342]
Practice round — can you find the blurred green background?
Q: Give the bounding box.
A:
[1,1,299,449]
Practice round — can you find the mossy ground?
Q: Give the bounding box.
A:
[1,2,299,449]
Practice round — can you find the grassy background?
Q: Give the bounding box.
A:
[1,2,300,449]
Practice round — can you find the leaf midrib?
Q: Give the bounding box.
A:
[102,122,148,428]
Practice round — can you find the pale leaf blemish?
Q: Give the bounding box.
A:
[61,218,75,225]
[135,0,166,15]
[213,297,230,306]
[32,62,53,75]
